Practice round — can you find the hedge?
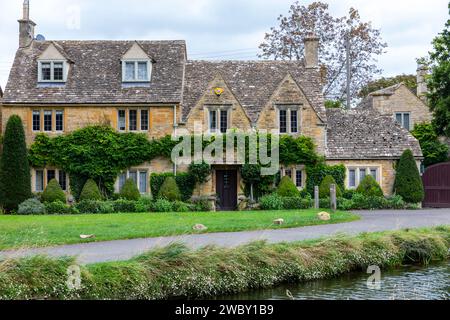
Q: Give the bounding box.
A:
[306,164,345,195]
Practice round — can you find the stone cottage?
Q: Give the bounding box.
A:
[0,1,423,210]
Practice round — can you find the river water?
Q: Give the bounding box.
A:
[216,261,449,300]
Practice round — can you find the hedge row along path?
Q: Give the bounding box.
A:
[1,209,449,264]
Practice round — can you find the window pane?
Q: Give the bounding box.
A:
[118,110,126,131]
[36,170,44,192]
[359,168,366,183]
[44,110,52,131]
[140,110,149,131]
[349,169,356,187]
[58,170,67,191]
[118,172,126,191]
[53,62,63,81]
[403,113,410,130]
[290,110,298,133]
[47,170,55,183]
[139,171,147,193]
[129,171,137,184]
[284,169,292,180]
[137,62,148,81]
[125,62,135,81]
[295,170,302,187]
[370,169,377,181]
[220,110,228,133]
[209,110,217,131]
[33,110,40,131]
[279,110,287,133]
[129,110,137,131]
[41,62,51,80]
[395,113,402,125]
[55,110,64,131]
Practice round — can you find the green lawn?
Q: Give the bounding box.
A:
[0,209,359,250]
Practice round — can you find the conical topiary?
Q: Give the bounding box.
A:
[394,149,425,203]
[276,176,300,197]
[319,175,342,198]
[41,178,66,203]
[158,176,181,201]
[356,175,383,197]
[120,178,141,201]
[79,179,103,201]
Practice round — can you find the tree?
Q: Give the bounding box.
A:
[319,175,342,198]
[356,175,383,197]
[119,178,141,201]
[0,115,31,212]
[358,74,417,98]
[276,176,300,197]
[394,149,425,203]
[428,3,450,137]
[158,176,181,201]
[41,179,66,203]
[259,1,387,102]
[79,179,103,201]
[412,123,449,167]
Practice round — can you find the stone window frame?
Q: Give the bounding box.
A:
[121,59,152,83]
[117,108,150,133]
[31,109,65,133]
[346,165,382,189]
[115,167,150,194]
[38,60,68,83]
[206,105,231,134]
[32,168,69,193]
[281,165,306,189]
[276,104,301,135]
[394,112,411,131]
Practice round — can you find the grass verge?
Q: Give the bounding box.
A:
[0,209,358,250]
[0,226,448,300]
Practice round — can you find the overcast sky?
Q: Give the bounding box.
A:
[0,0,448,89]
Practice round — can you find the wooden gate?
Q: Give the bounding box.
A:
[422,162,450,208]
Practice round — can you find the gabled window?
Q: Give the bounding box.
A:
[38,60,67,82]
[277,106,300,134]
[122,60,151,82]
[395,112,411,131]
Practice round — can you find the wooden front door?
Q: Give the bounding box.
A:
[216,169,238,211]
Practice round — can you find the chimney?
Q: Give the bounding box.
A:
[304,33,319,68]
[417,62,428,103]
[18,0,36,48]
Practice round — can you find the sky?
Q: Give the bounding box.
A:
[0,0,448,89]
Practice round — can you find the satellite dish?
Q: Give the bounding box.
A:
[35,34,46,41]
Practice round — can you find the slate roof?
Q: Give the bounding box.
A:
[2,40,187,104]
[326,108,423,160]
[181,60,326,124]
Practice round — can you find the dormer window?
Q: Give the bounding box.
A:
[277,105,300,134]
[38,60,67,82]
[122,60,151,82]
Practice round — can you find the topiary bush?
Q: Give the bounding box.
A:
[276,176,300,197]
[259,194,283,210]
[79,179,103,201]
[152,199,174,212]
[119,179,141,201]
[306,164,345,195]
[113,199,137,213]
[158,176,181,201]
[394,149,425,203]
[41,179,66,203]
[319,175,342,198]
[17,198,46,215]
[0,115,31,212]
[44,201,73,215]
[150,173,196,202]
[356,175,384,197]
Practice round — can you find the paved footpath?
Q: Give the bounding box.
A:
[1,209,449,264]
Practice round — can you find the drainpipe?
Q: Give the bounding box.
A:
[173,105,178,176]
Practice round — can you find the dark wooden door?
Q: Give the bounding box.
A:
[422,162,450,208]
[216,170,237,211]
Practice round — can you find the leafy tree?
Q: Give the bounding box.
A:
[428,4,450,137]
[276,176,300,197]
[158,176,181,201]
[259,1,387,101]
[41,179,66,203]
[412,123,449,167]
[119,178,141,201]
[358,74,417,98]
[356,175,383,197]
[394,149,425,203]
[319,175,342,198]
[324,100,343,109]
[0,115,31,211]
[79,179,103,201]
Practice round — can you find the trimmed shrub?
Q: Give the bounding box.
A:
[0,115,31,211]
[113,199,136,213]
[173,201,189,212]
[158,177,181,201]
[319,175,342,198]
[75,200,112,214]
[136,195,153,212]
[282,197,303,210]
[351,193,369,210]
[394,149,425,203]
[319,197,331,209]
[356,175,384,197]
[18,198,46,215]
[276,176,300,197]
[306,164,346,195]
[119,179,140,201]
[41,179,66,203]
[152,199,174,212]
[343,189,357,200]
[79,179,103,201]
[259,194,283,210]
[45,201,72,215]
[150,173,196,202]
[337,198,354,211]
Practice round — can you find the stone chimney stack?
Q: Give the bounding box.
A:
[304,33,319,68]
[18,0,36,48]
[417,62,428,103]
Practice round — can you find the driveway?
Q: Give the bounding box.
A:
[1,209,449,264]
